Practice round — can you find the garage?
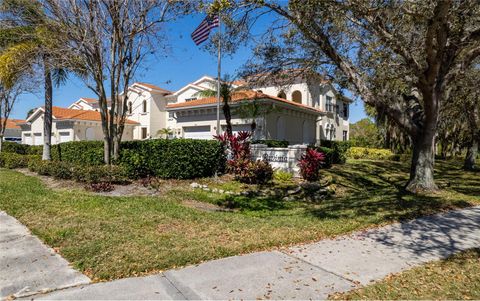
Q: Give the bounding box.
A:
[183,126,212,140]
[24,133,32,145]
[222,124,252,135]
[59,131,73,143]
[33,133,42,145]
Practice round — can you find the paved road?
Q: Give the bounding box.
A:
[3,206,480,300]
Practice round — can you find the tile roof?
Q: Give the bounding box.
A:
[51,107,139,124]
[1,118,25,129]
[166,90,323,113]
[135,82,172,94]
[80,97,97,104]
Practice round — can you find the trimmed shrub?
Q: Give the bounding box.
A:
[0,152,40,169]
[319,140,352,164]
[230,159,273,184]
[119,139,225,179]
[346,147,396,160]
[252,139,289,148]
[10,139,225,180]
[71,165,127,183]
[1,142,30,154]
[316,147,334,167]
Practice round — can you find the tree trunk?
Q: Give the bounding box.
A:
[223,101,233,137]
[464,139,478,171]
[113,135,121,162]
[0,135,3,153]
[103,135,111,165]
[43,63,53,161]
[406,129,438,193]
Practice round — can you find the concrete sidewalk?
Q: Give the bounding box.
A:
[0,211,90,299]
[6,206,480,300]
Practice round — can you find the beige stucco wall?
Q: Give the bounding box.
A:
[73,121,134,141]
[21,110,135,145]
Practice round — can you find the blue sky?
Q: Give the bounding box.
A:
[11,13,367,123]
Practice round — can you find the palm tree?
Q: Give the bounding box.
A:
[237,99,277,137]
[0,0,70,160]
[194,76,242,137]
[157,127,173,139]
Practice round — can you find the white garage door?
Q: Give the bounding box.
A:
[59,132,73,143]
[24,134,32,145]
[33,133,42,145]
[183,126,212,140]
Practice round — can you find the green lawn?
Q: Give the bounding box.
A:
[0,159,478,281]
[332,248,480,300]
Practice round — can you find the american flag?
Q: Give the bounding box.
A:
[191,15,219,46]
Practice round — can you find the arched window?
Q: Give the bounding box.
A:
[142,100,147,113]
[276,116,286,141]
[85,127,95,141]
[277,91,286,99]
[292,90,302,104]
[128,101,132,114]
[257,90,263,93]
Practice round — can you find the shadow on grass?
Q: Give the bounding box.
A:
[214,160,477,225]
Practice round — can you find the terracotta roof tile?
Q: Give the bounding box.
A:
[1,118,25,129]
[135,82,172,94]
[166,90,323,113]
[80,97,97,104]
[52,107,139,124]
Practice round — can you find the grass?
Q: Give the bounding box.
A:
[331,248,480,299]
[0,159,478,281]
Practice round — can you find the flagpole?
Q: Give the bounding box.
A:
[216,14,221,136]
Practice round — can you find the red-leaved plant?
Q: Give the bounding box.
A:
[298,148,326,182]
[214,131,273,184]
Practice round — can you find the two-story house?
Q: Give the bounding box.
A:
[165,72,350,144]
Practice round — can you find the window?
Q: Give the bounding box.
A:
[292,90,302,103]
[185,97,197,102]
[343,130,348,141]
[168,112,175,119]
[128,101,132,114]
[343,103,349,118]
[277,91,286,99]
[326,96,333,112]
[325,124,336,141]
[142,100,147,113]
[335,104,339,113]
[257,90,263,93]
[141,127,147,139]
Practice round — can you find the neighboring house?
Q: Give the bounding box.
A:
[167,90,320,144]
[23,72,350,145]
[124,82,172,140]
[68,97,99,111]
[166,72,351,143]
[247,71,351,142]
[1,118,25,142]
[19,106,138,145]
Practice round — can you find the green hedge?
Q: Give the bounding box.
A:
[316,146,334,167]
[1,142,31,155]
[252,139,289,148]
[346,147,398,161]
[319,140,352,164]
[2,139,226,179]
[120,139,225,179]
[0,152,40,169]
[28,160,127,183]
